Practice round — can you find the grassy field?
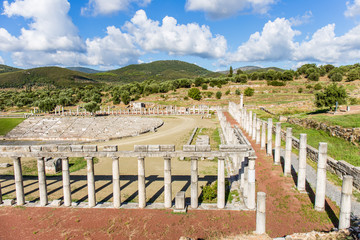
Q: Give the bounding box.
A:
[0,118,25,135]
[306,113,360,128]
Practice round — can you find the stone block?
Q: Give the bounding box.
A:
[83,145,97,152]
[183,145,196,152]
[50,200,62,207]
[196,145,211,152]
[0,163,11,168]
[103,145,118,152]
[160,145,175,152]
[71,145,83,152]
[3,199,15,206]
[42,145,58,152]
[148,145,160,152]
[58,145,71,152]
[45,158,62,174]
[30,146,42,152]
[134,145,147,152]
[174,191,186,213]
[1,146,30,152]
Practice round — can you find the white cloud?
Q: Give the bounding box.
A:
[345,0,360,17]
[3,0,84,52]
[124,10,227,58]
[0,56,4,64]
[227,18,300,62]
[185,0,277,19]
[289,11,312,26]
[81,0,151,16]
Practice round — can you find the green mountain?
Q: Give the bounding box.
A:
[0,67,97,88]
[66,67,102,74]
[0,64,21,74]
[93,60,221,83]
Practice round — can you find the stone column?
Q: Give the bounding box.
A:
[266,118,273,156]
[248,111,252,135]
[12,157,25,205]
[261,121,266,149]
[243,162,249,198]
[339,176,353,229]
[247,157,256,210]
[62,158,71,207]
[138,157,146,208]
[255,192,266,234]
[217,157,225,209]
[315,143,327,211]
[86,157,96,207]
[164,157,172,208]
[284,128,292,176]
[191,157,198,209]
[256,120,261,144]
[240,94,243,109]
[252,114,257,140]
[274,123,281,165]
[37,157,48,206]
[0,183,2,204]
[112,157,121,208]
[297,134,307,192]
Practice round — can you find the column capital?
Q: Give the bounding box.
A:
[85,156,94,161]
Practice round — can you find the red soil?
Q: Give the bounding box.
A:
[0,113,338,240]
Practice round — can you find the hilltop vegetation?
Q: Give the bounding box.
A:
[0,64,20,74]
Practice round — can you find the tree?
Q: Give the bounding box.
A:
[244,87,255,96]
[228,66,233,77]
[194,77,204,87]
[347,69,359,81]
[315,83,347,110]
[84,101,100,113]
[308,72,320,81]
[331,72,343,82]
[37,98,56,112]
[188,88,202,101]
[216,91,222,99]
[201,84,208,90]
[121,92,131,105]
[235,89,241,95]
[235,74,248,83]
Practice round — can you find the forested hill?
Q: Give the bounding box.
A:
[92,60,222,83]
[0,60,222,88]
[0,67,97,88]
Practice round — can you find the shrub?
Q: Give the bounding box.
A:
[308,72,320,81]
[225,90,230,95]
[315,83,348,110]
[206,92,214,98]
[201,84,208,90]
[84,101,100,113]
[347,69,359,82]
[184,96,189,100]
[216,91,222,99]
[188,88,202,101]
[235,89,241,95]
[331,72,343,82]
[298,88,303,93]
[314,83,322,90]
[235,74,248,83]
[244,87,254,96]
[267,80,286,86]
[306,85,312,89]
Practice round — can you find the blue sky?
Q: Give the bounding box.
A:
[0,0,360,71]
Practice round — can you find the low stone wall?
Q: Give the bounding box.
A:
[273,126,360,190]
[287,117,360,145]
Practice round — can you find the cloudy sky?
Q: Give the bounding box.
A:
[0,0,360,71]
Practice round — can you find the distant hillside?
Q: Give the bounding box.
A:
[93,60,221,83]
[0,67,98,88]
[220,66,285,74]
[66,67,102,74]
[0,64,21,74]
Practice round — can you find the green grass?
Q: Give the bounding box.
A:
[281,122,360,166]
[307,114,360,128]
[0,118,25,135]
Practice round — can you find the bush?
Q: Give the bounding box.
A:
[235,74,248,83]
[188,88,202,101]
[84,101,100,113]
[267,80,286,86]
[235,89,241,95]
[314,83,322,90]
[315,83,348,110]
[184,96,189,100]
[306,85,312,89]
[298,88,303,93]
[331,72,343,82]
[308,72,320,81]
[121,92,131,105]
[347,69,359,81]
[244,87,254,96]
[225,90,230,95]
[216,91,222,99]
[201,84,208,90]
[206,92,214,98]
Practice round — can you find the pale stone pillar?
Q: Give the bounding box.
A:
[86,157,96,207]
[240,94,243,109]
[164,157,172,208]
[247,157,256,210]
[243,163,249,198]
[274,123,281,165]
[0,183,2,204]
[62,158,71,207]
[284,128,292,176]
[138,157,146,208]
[255,192,266,234]
[339,176,353,229]
[248,111,253,135]
[256,119,261,144]
[191,157,198,209]
[297,134,307,192]
[315,143,327,211]
[77,106,79,115]
[261,121,266,149]
[37,157,48,206]
[12,157,25,205]
[112,157,121,208]
[252,114,257,140]
[217,157,225,209]
[267,118,273,156]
